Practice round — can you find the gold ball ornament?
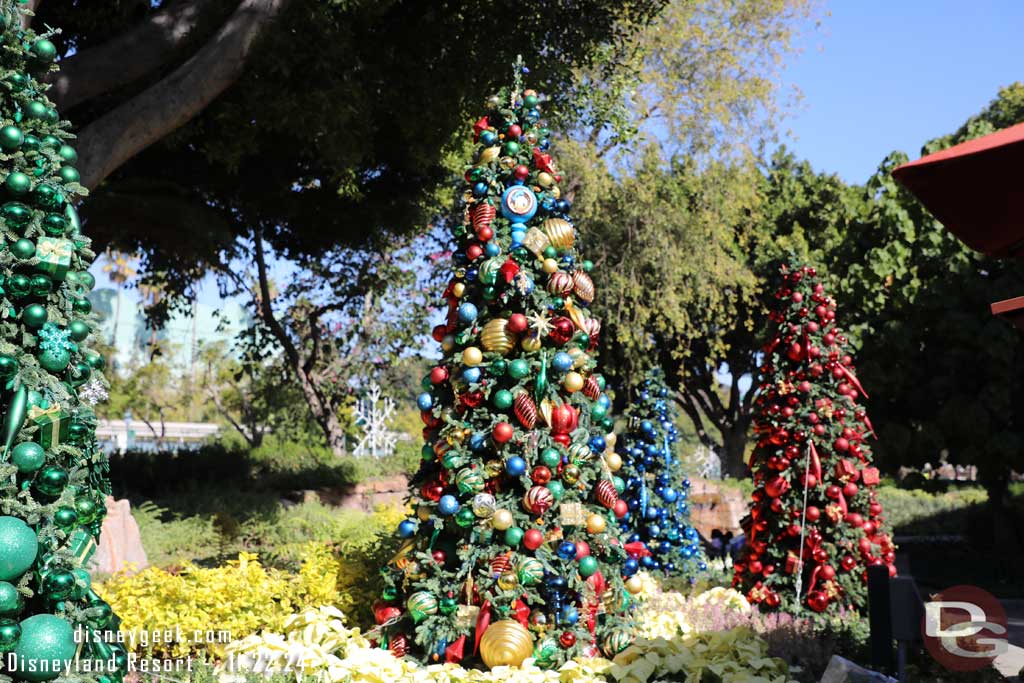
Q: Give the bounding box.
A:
[463,347,483,366]
[563,372,584,393]
[605,452,622,472]
[586,513,607,534]
[479,620,534,669]
[481,319,515,355]
[542,258,559,274]
[441,335,456,353]
[453,282,466,298]
[550,186,561,200]
[624,575,644,595]
[499,156,516,169]
[541,218,574,250]
[497,571,519,590]
[417,506,432,521]
[537,172,554,188]
[521,334,542,352]
[492,509,514,530]
[571,271,595,304]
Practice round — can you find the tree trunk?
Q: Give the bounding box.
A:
[720,425,750,479]
[293,367,346,456]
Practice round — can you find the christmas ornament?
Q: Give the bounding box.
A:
[481,318,515,355]
[0,517,38,581]
[479,620,533,669]
[9,614,77,681]
[523,486,554,516]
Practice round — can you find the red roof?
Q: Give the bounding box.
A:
[892,122,1024,257]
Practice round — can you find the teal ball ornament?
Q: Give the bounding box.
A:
[5,171,31,195]
[72,297,91,314]
[11,614,77,681]
[29,275,52,297]
[1,201,32,229]
[74,497,100,525]
[30,39,58,64]
[58,167,79,185]
[578,555,599,578]
[69,361,91,386]
[0,581,22,616]
[68,320,89,342]
[41,136,61,151]
[6,72,27,91]
[0,353,18,377]
[11,442,45,474]
[85,352,105,371]
[11,237,35,260]
[22,303,47,328]
[41,214,67,236]
[38,348,70,373]
[57,145,77,164]
[34,466,67,497]
[22,135,40,152]
[42,570,76,600]
[0,618,20,653]
[24,101,47,120]
[52,507,77,529]
[0,125,23,151]
[0,516,38,581]
[6,273,31,297]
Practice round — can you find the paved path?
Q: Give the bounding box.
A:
[995,600,1024,680]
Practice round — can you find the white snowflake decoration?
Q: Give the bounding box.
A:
[352,382,398,458]
[78,378,109,406]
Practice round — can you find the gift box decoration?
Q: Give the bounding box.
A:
[35,237,74,282]
[30,402,71,449]
[69,527,97,565]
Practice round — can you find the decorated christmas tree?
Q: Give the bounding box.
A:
[0,4,127,681]
[733,259,894,616]
[617,369,705,577]
[379,69,640,670]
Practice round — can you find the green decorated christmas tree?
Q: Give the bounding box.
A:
[0,3,126,681]
[733,259,894,616]
[378,68,641,670]
[617,369,705,578]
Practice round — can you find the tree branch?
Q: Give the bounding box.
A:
[76,0,291,190]
[50,0,217,110]
[673,391,719,451]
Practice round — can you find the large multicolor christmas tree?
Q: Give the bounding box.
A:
[379,72,640,670]
[733,259,894,616]
[617,369,704,577]
[0,3,127,682]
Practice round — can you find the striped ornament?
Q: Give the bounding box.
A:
[572,270,595,304]
[516,557,545,586]
[593,479,618,509]
[523,485,554,516]
[470,202,496,233]
[546,271,574,295]
[513,392,538,429]
[455,467,485,494]
[582,375,601,400]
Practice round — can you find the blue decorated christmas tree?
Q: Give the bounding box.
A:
[617,369,705,577]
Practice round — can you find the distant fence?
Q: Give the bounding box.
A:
[96,419,220,454]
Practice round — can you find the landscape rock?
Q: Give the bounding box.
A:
[819,656,896,683]
[95,496,149,575]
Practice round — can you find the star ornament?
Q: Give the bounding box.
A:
[526,312,553,336]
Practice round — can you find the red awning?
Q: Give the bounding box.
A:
[892,121,1024,258]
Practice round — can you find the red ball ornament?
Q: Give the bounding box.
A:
[549,316,575,345]
[786,343,804,361]
[559,631,576,648]
[432,325,447,342]
[805,506,821,522]
[834,437,850,452]
[820,565,836,580]
[523,528,544,550]
[432,549,447,564]
[575,541,590,559]
[430,366,449,384]
[869,502,883,517]
[513,164,530,181]
[765,592,781,608]
[769,498,784,513]
[748,560,763,575]
[845,513,864,527]
[467,244,484,260]
[531,466,552,484]
[798,380,812,393]
[792,292,803,303]
[812,547,828,564]
[477,225,494,242]
[862,520,877,535]
[764,475,790,498]
[858,537,873,554]
[421,481,444,501]
[843,482,859,497]
[613,499,628,519]
[806,591,829,613]
[825,484,841,500]
[493,422,514,443]
[840,555,857,572]
[507,313,528,334]
[507,124,522,138]
[374,602,402,625]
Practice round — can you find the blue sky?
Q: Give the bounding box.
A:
[782,0,1024,183]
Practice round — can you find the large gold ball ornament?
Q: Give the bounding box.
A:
[492,509,514,530]
[624,576,644,595]
[477,146,500,165]
[479,620,534,669]
[481,319,515,355]
[497,571,519,590]
[541,218,574,250]
[586,513,607,534]
[453,282,466,298]
[537,172,554,188]
[542,258,559,274]
[563,372,584,393]
[463,347,483,366]
[605,452,622,472]
[521,334,542,352]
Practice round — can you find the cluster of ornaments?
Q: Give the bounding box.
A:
[384,82,641,670]
[0,4,126,682]
[733,261,894,616]
[617,370,704,576]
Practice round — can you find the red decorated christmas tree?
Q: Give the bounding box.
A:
[733,259,895,616]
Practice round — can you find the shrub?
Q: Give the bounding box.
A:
[874,485,987,534]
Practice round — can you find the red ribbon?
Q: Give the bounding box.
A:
[864,415,877,439]
[837,490,848,516]
[513,599,530,628]
[473,599,491,655]
[806,564,823,595]
[838,364,869,398]
[808,442,823,485]
[445,635,466,663]
[624,541,652,559]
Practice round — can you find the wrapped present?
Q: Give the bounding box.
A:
[861,466,880,486]
[35,237,74,282]
[558,502,586,527]
[69,527,97,565]
[29,402,70,449]
[784,551,800,574]
[835,458,858,480]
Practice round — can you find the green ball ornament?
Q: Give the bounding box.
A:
[22,135,40,152]
[612,476,625,494]
[596,375,607,391]
[0,354,18,377]
[381,586,398,601]
[0,618,20,653]
[578,556,599,578]
[0,125,23,151]
[42,570,75,600]
[75,271,95,290]
[419,444,434,461]
[87,600,113,629]
[493,389,513,410]
[540,447,561,468]
[11,442,45,474]
[68,420,90,443]
[68,320,90,342]
[30,39,58,64]
[5,172,31,195]
[590,403,607,421]
[1,201,32,228]
[0,516,38,581]
[550,296,564,309]
[546,480,564,500]
[574,332,591,349]
[11,614,77,680]
[38,348,70,373]
[72,297,92,314]
[523,94,539,109]
[504,526,524,546]
[455,507,476,527]
[489,358,507,376]
[41,136,60,150]
[582,260,594,272]
[41,214,67,236]
[34,466,67,497]
[7,273,31,296]
[439,596,458,615]
[481,285,497,301]
[503,141,520,156]
[406,591,438,623]
[11,237,35,259]
[509,358,530,379]
[0,582,22,617]
[44,109,58,125]
[58,167,80,184]
[24,101,47,120]
[600,417,615,432]
[57,145,77,164]
[32,183,60,208]
[74,497,100,524]
[22,303,47,328]
[6,73,27,91]
[29,274,51,297]
[542,245,557,259]
[53,507,77,529]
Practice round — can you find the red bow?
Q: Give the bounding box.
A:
[533,148,555,174]
[499,258,520,284]
[513,599,530,627]
[624,541,652,559]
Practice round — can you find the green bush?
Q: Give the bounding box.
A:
[875,485,987,534]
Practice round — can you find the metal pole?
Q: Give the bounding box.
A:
[867,563,894,673]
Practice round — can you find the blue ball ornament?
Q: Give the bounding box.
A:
[465,267,479,281]
[641,556,656,568]
[685,527,698,540]
[500,185,538,222]
[644,507,659,521]
[588,435,606,453]
[598,394,611,408]
[683,479,691,488]
[662,488,678,503]
[561,606,579,625]
[623,558,639,576]
[416,393,433,410]
[438,495,460,516]
[552,352,573,373]
[485,242,501,257]
[506,456,527,477]
[699,562,708,571]
[682,547,694,558]
[655,474,669,486]
[555,199,571,213]
[470,433,487,451]
[647,524,661,538]
[640,420,654,434]
[659,541,672,554]
[480,131,497,145]
[472,182,489,197]
[458,302,478,323]
[398,519,417,538]
[665,562,676,573]
[540,139,551,151]
[556,541,577,560]
[462,367,481,383]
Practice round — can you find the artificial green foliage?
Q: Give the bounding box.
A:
[0,2,126,680]
[733,259,893,619]
[616,368,705,579]
[377,77,638,669]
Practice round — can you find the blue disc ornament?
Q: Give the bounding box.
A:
[500,185,538,223]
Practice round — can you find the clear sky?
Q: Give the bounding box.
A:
[781,0,1024,183]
